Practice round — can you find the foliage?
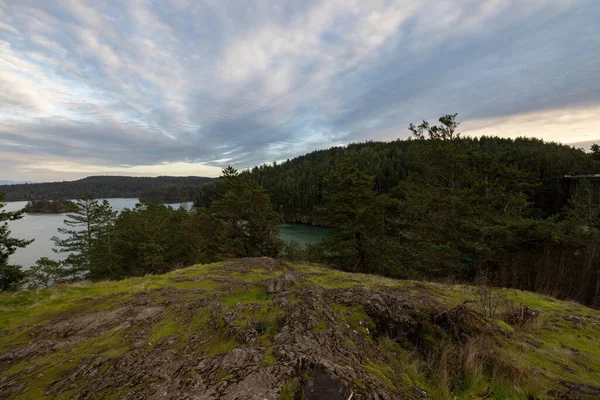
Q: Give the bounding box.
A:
[409,113,461,141]
[51,196,117,281]
[237,130,594,223]
[311,160,392,273]
[0,193,33,291]
[0,265,27,292]
[212,166,283,257]
[22,200,78,214]
[78,167,282,280]
[93,202,195,279]
[26,257,68,289]
[563,179,600,231]
[389,134,532,279]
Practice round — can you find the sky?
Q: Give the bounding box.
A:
[0,0,599,181]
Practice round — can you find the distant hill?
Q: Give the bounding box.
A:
[0,175,218,202]
[0,180,31,185]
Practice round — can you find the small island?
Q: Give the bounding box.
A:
[23,199,79,214]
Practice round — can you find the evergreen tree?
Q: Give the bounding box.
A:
[52,195,116,280]
[89,200,118,279]
[212,166,282,257]
[564,179,600,231]
[591,144,600,161]
[98,202,199,278]
[313,161,388,272]
[186,207,226,263]
[0,193,34,291]
[26,257,67,289]
[392,118,531,279]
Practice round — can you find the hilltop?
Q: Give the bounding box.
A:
[1,258,599,399]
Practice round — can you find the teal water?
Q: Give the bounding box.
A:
[279,223,328,247]
[4,199,327,268]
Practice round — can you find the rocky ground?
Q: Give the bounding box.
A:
[0,258,599,399]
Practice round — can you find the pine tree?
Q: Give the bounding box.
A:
[394,116,531,279]
[52,195,116,281]
[89,200,118,279]
[0,193,34,291]
[314,160,387,272]
[26,257,67,289]
[212,166,283,257]
[564,179,600,231]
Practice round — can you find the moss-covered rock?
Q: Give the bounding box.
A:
[0,258,599,399]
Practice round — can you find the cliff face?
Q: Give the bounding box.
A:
[1,258,599,399]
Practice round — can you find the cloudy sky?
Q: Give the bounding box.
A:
[0,0,599,181]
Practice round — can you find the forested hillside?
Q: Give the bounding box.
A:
[0,176,217,201]
[246,137,595,223]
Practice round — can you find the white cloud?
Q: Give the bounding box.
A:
[0,21,19,36]
[60,0,105,29]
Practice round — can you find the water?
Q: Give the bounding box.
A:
[3,199,327,268]
[279,223,328,246]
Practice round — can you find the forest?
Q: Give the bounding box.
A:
[22,199,78,214]
[0,175,217,202]
[1,115,600,310]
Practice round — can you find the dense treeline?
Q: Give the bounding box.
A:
[0,176,217,202]
[23,200,78,214]
[228,135,593,223]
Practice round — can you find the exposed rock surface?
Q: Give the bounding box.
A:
[0,257,599,399]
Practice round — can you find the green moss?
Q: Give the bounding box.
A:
[501,289,570,312]
[178,309,212,345]
[311,320,327,334]
[494,320,515,333]
[148,315,180,345]
[166,278,223,291]
[345,306,375,337]
[0,262,227,331]
[331,303,374,337]
[280,378,300,400]
[306,274,361,289]
[3,260,600,400]
[263,347,277,365]
[205,337,238,357]
[353,379,365,389]
[364,360,396,391]
[256,318,279,336]
[215,369,235,382]
[219,285,269,306]
[163,262,223,278]
[4,330,129,399]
